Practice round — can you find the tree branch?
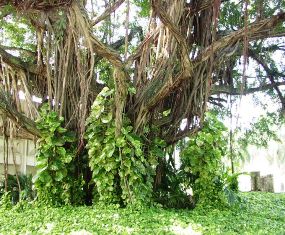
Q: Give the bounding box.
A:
[73,2,124,68]
[0,89,40,137]
[186,0,230,16]
[110,26,143,50]
[0,45,36,57]
[141,12,285,111]
[200,12,285,62]
[1,0,72,11]
[0,46,42,76]
[212,82,285,95]
[249,49,285,106]
[91,0,125,26]
[152,0,192,74]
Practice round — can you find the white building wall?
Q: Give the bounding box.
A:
[0,136,36,176]
[238,141,285,193]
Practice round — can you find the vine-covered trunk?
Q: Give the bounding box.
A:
[0,0,284,206]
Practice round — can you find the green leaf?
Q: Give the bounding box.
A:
[35,165,48,174]
[53,138,65,146]
[116,136,126,147]
[49,160,63,171]
[128,86,136,94]
[123,158,132,169]
[105,144,115,158]
[57,147,66,156]
[122,147,132,155]
[36,158,48,168]
[63,154,73,163]
[39,171,52,184]
[100,87,114,97]
[101,113,112,123]
[152,147,164,158]
[105,163,116,172]
[135,148,143,156]
[163,109,171,117]
[57,126,67,133]
[55,171,64,181]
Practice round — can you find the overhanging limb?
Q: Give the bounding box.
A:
[0,89,41,137]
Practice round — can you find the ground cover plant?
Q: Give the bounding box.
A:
[0,192,284,235]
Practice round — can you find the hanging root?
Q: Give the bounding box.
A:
[114,67,128,137]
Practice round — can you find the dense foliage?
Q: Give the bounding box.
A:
[0,174,34,204]
[33,105,84,206]
[85,87,155,206]
[0,192,284,234]
[181,113,228,206]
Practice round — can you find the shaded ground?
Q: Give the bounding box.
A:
[0,192,284,234]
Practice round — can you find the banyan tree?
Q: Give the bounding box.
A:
[0,0,285,205]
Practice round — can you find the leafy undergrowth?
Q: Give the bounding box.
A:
[0,192,284,235]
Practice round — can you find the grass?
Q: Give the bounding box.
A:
[0,192,284,234]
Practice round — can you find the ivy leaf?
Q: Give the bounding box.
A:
[57,127,67,133]
[122,147,131,155]
[50,160,64,171]
[100,87,114,97]
[53,138,65,146]
[36,158,48,168]
[105,162,116,172]
[196,139,203,147]
[63,154,73,164]
[135,148,143,156]
[116,136,126,147]
[106,126,115,136]
[55,171,64,181]
[39,171,52,184]
[123,159,132,169]
[35,165,48,174]
[105,144,115,158]
[57,147,66,156]
[128,87,136,94]
[101,113,112,124]
[49,122,61,133]
[49,164,59,171]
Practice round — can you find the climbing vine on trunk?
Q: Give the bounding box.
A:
[86,87,161,206]
[33,105,84,206]
[180,112,228,207]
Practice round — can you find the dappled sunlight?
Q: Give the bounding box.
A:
[168,222,202,235]
[113,225,135,234]
[38,223,55,234]
[70,230,93,235]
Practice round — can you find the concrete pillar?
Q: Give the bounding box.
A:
[251,171,261,191]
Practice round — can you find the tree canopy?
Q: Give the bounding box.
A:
[0,0,284,141]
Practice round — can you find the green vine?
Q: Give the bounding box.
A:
[0,192,12,210]
[86,87,159,206]
[180,112,229,207]
[33,104,83,206]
